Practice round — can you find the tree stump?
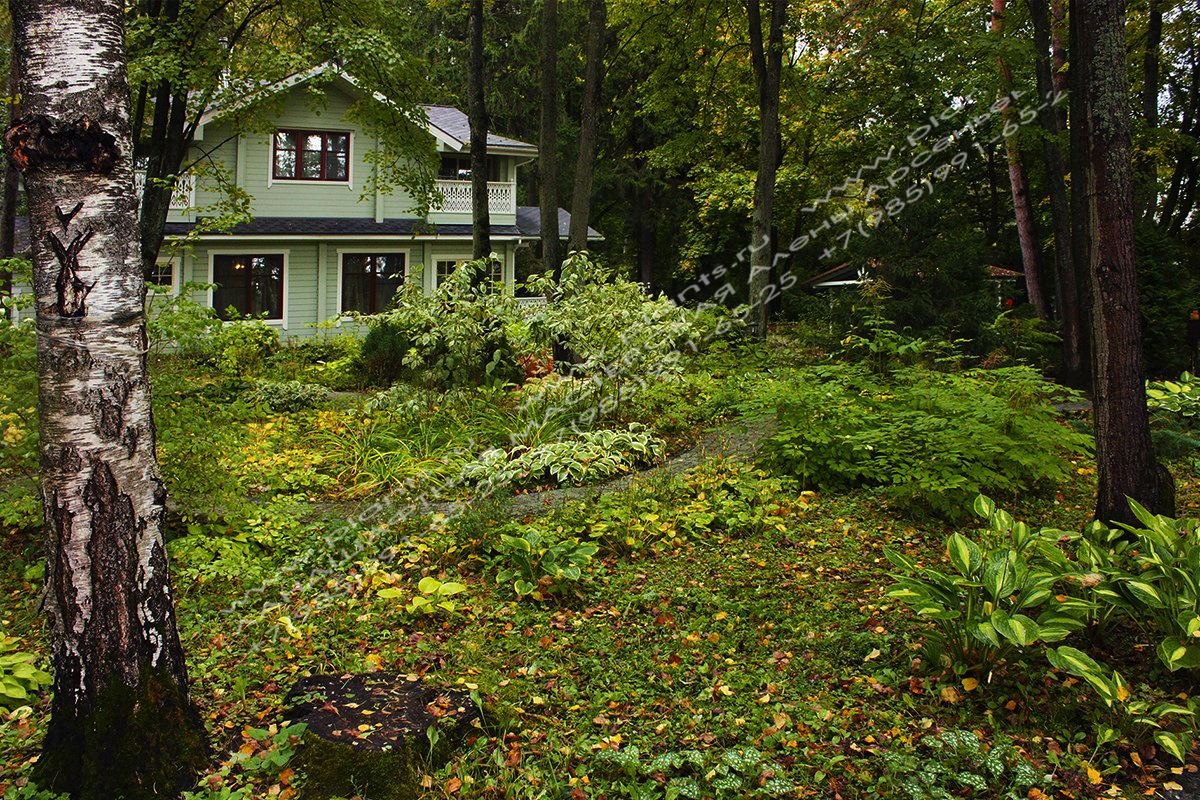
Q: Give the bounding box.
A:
[285,673,482,800]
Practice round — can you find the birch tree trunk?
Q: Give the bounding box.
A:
[746,0,785,340]
[4,0,209,794]
[1070,0,1173,524]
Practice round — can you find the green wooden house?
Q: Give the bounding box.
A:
[140,64,572,339]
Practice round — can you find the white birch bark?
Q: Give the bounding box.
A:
[6,0,207,793]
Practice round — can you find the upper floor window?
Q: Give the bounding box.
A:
[273,130,349,182]
[437,154,501,182]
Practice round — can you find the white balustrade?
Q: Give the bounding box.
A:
[433,179,516,216]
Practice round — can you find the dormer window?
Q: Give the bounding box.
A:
[273,130,350,181]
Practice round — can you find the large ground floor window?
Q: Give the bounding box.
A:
[341,253,406,314]
[212,254,284,320]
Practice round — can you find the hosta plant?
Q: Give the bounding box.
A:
[495,528,597,600]
[1046,645,1195,763]
[885,495,1087,677]
[0,638,51,709]
[379,576,468,616]
[1088,501,1200,673]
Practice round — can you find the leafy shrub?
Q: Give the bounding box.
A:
[1087,501,1200,673]
[0,317,40,531]
[357,259,524,388]
[208,321,280,377]
[244,380,331,413]
[378,575,468,616]
[1147,373,1200,429]
[461,424,664,490]
[145,282,221,357]
[495,527,597,600]
[885,496,1088,677]
[749,364,1090,518]
[0,638,51,708]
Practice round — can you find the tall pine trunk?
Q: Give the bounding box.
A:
[746,0,786,340]
[1070,0,1172,524]
[539,0,561,277]
[468,0,491,261]
[1029,0,1086,385]
[4,0,208,794]
[568,0,606,254]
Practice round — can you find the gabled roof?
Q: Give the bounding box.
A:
[515,206,602,241]
[424,105,536,156]
[195,62,536,156]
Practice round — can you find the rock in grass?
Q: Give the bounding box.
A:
[285,673,482,800]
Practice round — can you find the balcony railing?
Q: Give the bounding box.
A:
[134,173,195,210]
[432,179,516,216]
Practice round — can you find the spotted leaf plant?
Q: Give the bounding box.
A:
[885,495,1088,677]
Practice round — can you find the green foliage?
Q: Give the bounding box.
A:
[145,282,221,357]
[1088,501,1200,673]
[1045,646,1195,763]
[979,311,1062,371]
[1,783,70,800]
[0,639,50,709]
[378,575,468,616]
[876,729,1054,800]
[208,321,281,377]
[591,744,796,798]
[752,364,1090,518]
[0,315,40,531]
[885,496,1088,676]
[358,259,524,389]
[495,527,598,600]
[462,424,664,491]
[1147,372,1200,428]
[244,380,331,413]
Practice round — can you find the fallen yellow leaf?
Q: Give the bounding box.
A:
[962,678,979,692]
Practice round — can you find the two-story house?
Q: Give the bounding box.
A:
[138,64,582,337]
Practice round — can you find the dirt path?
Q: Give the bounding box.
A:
[502,414,777,518]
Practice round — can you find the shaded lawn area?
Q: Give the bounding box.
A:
[125,459,1193,799]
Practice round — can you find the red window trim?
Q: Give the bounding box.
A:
[273,129,350,182]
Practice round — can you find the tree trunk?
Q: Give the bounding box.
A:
[0,54,18,312]
[1070,0,1172,525]
[539,0,561,277]
[746,0,786,340]
[1028,0,1086,386]
[1139,0,1162,221]
[992,0,1048,320]
[468,0,491,262]
[568,0,606,254]
[4,0,209,794]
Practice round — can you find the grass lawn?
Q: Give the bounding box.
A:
[3,326,1200,799]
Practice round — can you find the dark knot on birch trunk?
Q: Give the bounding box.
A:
[3,115,119,174]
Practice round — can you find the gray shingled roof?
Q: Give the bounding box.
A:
[515,206,602,240]
[164,208,601,241]
[164,218,523,238]
[423,105,537,154]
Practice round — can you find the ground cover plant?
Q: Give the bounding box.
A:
[6,311,1200,799]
